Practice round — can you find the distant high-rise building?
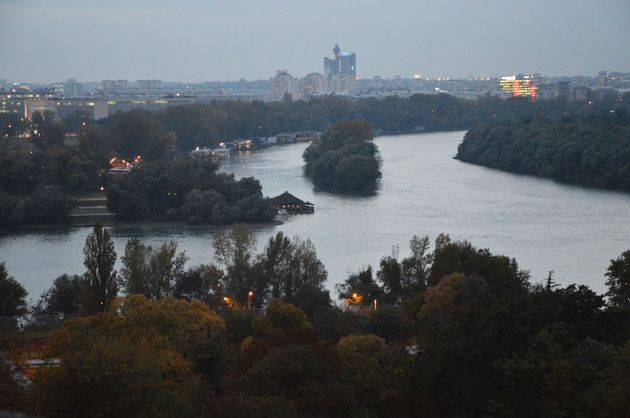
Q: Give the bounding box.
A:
[556,80,571,101]
[102,79,128,92]
[269,70,301,102]
[136,80,162,91]
[329,73,356,94]
[303,73,325,98]
[537,83,557,100]
[338,52,356,77]
[63,79,85,97]
[572,86,590,102]
[597,70,608,88]
[499,75,537,99]
[324,43,357,93]
[324,57,338,79]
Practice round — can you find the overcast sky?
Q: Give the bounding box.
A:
[1,0,629,83]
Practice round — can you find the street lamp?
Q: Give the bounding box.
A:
[248,291,254,310]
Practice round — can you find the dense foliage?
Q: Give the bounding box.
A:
[0,185,73,227]
[0,112,79,226]
[2,92,628,226]
[457,114,630,192]
[303,120,382,194]
[35,296,225,418]
[3,225,630,417]
[94,92,630,152]
[107,158,276,224]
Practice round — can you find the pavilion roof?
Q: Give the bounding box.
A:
[272,191,306,206]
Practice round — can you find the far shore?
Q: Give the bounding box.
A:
[0,219,285,235]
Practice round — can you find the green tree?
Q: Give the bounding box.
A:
[336,266,383,307]
[337,334,409,418]
[82,224,118,312]
[428,235,528,295]
[0,262,27,316]
[121,239,188,299]
[32,274,85,316]
[303,120,382,194]
[377,254,403,304]
[258,232,330,313]
[120,238,150,295]
[605,250,630,309]
[174,264,225,307]
[145,241,188,299]
[213,224,257,305]
[401,235,432,292]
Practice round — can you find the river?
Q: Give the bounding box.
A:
[2,131,630,302]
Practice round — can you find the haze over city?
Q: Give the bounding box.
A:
[2,0,630,82]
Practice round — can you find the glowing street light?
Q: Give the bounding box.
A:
[248,291,254,310]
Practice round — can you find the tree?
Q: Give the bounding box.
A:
[428,235,528,295]
[145,241,188,299]
[605,250,630,309]
[213,224,257,305]
[32,274,85,316]
[121,239,188,299]
[337,334,409,417]
[377,255,403,304]
[264,299,311,332]
[82,224,118,312]
[401,235,432,292]
[0,262,27,316]
[174,264,225,307]
[258,232,330,313]
[336,267,383,307]
[303,120,382,194]
[120,238,150,295]
[36,296,226,418]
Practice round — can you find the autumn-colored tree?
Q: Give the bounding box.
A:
[35,296,227,417]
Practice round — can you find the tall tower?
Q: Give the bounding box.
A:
[333,43,341,59]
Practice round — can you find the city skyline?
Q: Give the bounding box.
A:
[1,0,630,83]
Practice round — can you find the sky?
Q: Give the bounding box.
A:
[1,0,629,83]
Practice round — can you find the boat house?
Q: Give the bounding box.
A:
[272,191,314,214]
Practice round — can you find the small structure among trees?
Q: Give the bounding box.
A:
[271,191,314,214]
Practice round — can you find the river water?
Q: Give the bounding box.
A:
[2,131,630,301]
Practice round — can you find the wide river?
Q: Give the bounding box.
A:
[2,131,630,301]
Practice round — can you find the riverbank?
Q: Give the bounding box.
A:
[456,119,630,195]
[0,219,284,235]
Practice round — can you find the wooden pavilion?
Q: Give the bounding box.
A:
[272,191,314,214]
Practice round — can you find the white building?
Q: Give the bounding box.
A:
[269,70,302,101]
[303,72,325,98]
